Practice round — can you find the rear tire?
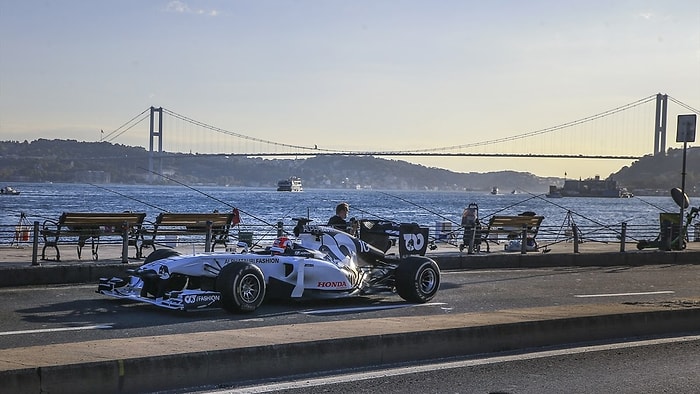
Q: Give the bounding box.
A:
[216,262,266,313]
[395,257,440,303]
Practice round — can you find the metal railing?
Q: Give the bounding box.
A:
[2,220,699,265]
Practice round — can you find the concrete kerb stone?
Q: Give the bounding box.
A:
[435,249,700,271]
[0,262,142,288]
[2,306,699,394]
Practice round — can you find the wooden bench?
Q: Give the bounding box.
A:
[139,212,237,256]
[41,212,146,262]
[482,215,544,253]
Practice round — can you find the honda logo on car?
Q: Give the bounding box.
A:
[317,281,348,288]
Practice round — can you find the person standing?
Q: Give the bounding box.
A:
[327,202,356,233]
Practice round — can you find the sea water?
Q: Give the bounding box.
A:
[1,182,686,236]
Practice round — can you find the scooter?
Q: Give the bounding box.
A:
[637,188,699,251]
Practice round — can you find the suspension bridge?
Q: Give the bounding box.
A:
[100,93,698,167]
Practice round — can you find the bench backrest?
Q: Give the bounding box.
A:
[58,212,147,228]
[153,212,235,230]
[487,215,544,234]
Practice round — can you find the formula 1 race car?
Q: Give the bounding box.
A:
[97,219,440,313]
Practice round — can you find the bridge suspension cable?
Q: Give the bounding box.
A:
[403,94,659,154]
[101,107,151,143]
[161,108,343,153]
[107,93,696,159]
[668,96,700,115]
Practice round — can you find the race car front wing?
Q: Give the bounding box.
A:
[97,277,222,311]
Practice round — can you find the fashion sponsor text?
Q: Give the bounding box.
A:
[184,294,221,304]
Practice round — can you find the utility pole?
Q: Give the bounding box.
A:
[676,114,696,249]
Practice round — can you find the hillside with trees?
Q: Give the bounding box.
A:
[612,148,699,195]
[0,139,697,195]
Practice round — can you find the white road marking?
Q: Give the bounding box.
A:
[300,302,446,315]
[0,324,113,336]
[0,284,96,292]
[574,290,675,298]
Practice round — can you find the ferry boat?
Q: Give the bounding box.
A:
[277,177,303,192]
[547,176,629,198]
[545,186,563,198]
[1,186,20,195]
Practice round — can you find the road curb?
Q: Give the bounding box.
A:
[435,250,700,270]
[0,262,141,288]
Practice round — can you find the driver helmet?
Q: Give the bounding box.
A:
[271,237,292,255]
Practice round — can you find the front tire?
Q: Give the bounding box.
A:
[395,257,440,303]
[216,262,266,313]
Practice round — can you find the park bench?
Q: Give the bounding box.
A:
[484,215,544,252]
[41,212,147,262]
[462,214,544,254]
[139,211,238,256]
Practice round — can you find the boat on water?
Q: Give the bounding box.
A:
[277,177,303,192]
[1,186,20,195]
[547,176,631,198]
[490,186,499,195]
[545,186,563,198]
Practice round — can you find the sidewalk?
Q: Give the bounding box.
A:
[1,239,699,288]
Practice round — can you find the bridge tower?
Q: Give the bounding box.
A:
[148,106,163,183]
[653,93,668,156]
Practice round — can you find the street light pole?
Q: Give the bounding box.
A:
[679,139,687,250]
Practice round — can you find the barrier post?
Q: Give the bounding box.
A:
[121,222,129,263]
[32,221,40,266]
[573,223,580,253]
[520,225,527,254]
[205,221,213,252]
[620,222,627,252]
[664,222,672,251]
[467,227,476,254]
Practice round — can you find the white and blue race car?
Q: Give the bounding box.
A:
[97,219,440,313]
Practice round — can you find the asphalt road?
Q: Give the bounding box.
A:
[1,264,698,350]
[219,335,700,394]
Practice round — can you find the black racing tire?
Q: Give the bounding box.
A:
[395,256,440,303]
[144,248,181,264]
[216,262,266,313]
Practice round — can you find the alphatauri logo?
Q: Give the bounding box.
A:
[402,233,426,252]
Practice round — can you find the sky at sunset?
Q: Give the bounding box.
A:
[1,0,698,178]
